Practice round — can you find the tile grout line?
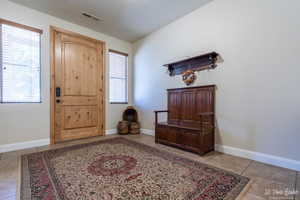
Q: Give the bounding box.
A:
[241,160,253,176]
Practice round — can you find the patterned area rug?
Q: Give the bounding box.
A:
[21,137,250,200]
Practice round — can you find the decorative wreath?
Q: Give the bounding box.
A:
[182,70,196,86]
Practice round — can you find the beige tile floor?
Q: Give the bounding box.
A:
[0,134,298,200]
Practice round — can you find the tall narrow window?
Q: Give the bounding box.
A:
[109,50,128,104]
[0,19,42,103]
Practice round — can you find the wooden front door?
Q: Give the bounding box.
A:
[50,27,105,144]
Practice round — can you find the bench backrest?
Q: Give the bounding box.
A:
[167,85,215,129]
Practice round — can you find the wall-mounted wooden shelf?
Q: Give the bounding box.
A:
[164,52,219,76]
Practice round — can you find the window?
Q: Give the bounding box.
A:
[109,50,128,104]
[0,19,42,103]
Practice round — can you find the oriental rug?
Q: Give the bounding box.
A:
[21,137,250,200]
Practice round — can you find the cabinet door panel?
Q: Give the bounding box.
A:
[156,125,166,141]
[166,127,178,143]
[177,130,199,149]
[156,125,177,143]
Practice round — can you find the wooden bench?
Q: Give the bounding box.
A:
[154,85,216,155]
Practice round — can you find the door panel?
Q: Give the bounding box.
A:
[63,106,98,129]
[62,96,98,106]
[51,27,105,143]
[63,43,98,96]
[61,127,99,141]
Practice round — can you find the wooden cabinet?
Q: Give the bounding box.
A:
[155,85,215,155]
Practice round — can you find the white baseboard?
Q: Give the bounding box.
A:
[140,129,300,171]
[0,139,50,153]
[105,129,117,135]
[0,129,117,153]
[215,144,300,171]
[141,129,155,136]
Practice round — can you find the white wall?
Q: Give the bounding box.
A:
[0,0,132,145]
[133,0,300,161]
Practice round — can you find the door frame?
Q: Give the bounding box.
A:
[50,26,106,144]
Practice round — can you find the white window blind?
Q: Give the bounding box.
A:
[109,50,128,103]
[0,23,41,103]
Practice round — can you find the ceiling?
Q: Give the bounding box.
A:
[9,0,211,42]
